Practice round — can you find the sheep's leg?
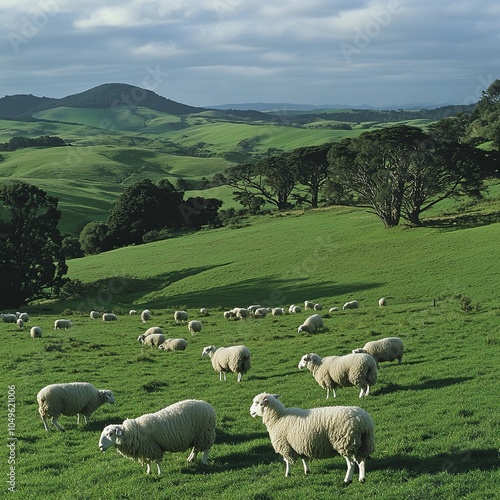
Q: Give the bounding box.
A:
[219,372,223,381]
[156,461,162,475]
[332,388,337,398]
[52,417,65,432]
[41,415,50,432]
[326,387,330,399]
[201,449,209,464]
[237,372,242,382]
[365,385,370,396]
[187,447,197,462]
[301,458,310,475]
[223,372,227,381]
[343,456,355,485]
[284,458,292,477]
[357,459,366,483]
[146,463,151,474]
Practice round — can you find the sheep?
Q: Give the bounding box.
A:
[247,305,263,314]
[16,318,24,330]
[343,300,359,310]
[329,307,339,312]
[271,307,285,316]
[298,352,378,398]
[288,305,302,314]
[89,310,100,319]
[98,399,216,475]
[16,312,30,323]
[1,313,17,323]
[188,320,202,335]
[378,297,387,307]
[202,345,251,382]
[304,300,315,310]
[352,337,404,365]
[297,314,324,334]
[37,382,115,432]
[129,309,137,315]
[199,307,209,317]
[174,310,188,324]
[159,338,188,351]
[30,326,42,338]
[143,326,164,337]
[223,311,233,320]
[54,319,72,331]
[141,309,151,323]
[231,307,249,319]
[253,307,268,318]
[138,333,166,347]
[102,313,118,322]
[250,393,375,484]
[313,303,323,311]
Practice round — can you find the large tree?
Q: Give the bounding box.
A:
[0,182,67,307]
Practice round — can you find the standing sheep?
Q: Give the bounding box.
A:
[199,307,209,317]
[102,313,118,322]
[271,307,285,316]
[352,337,404,365]
[202,345,251,382]
[231,307,249,319]
[89,310,100,319]
[304,300,315,310]
[141,309,151,323]
[129,310,137,315]
[30,326,42,338]
[142,326,164,337]
[188,320,202,335]
[378,297,387,307]
[37,382,115,431]
[54,319,72,330]
[159,338,188,351]
[253,307,268,318]
[298,352,378,398]
[16,318,24,329]
[297,314,325,334]
[1,314,17,323]
[343,300,359,310]
[250,393,375,484]
[17,312,30,323]
[174,310,188,324]
[98,399,216,475]
[138,333,166,347]
[288,305,302,314]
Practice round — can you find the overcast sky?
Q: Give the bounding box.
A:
[1,0,499,108]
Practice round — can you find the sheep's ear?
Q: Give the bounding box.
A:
[115,427,122,436]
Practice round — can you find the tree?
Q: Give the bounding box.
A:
[0,182,67,307]
[289,143,332,207]
[79,221,110,255]
[61,235,84,259]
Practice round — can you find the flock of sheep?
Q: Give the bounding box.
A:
[5,296,404,486]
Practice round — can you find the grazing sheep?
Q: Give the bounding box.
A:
[202,345,251,382]
[253,307,268,318]
[174,310,188,324]
[188,320,202,335]
[16,318,24,329]
[141,309,151,323]
[89,310,100,319]
[17,312,30,323]
[378,298,387,307]
[54,319,72,331]
[288,305,302,314]
[159,338,188,351]
[297,314,324,334]
[129,309,137,315]
[143,326,164,337]
[304,301,315,310]
[199,307,209,317]
[352,337,404,365]
[37,382,115,432]
[343,300,359,310]
[223,311,233,319]
[314,303,323,311]
[30,326,42,338]
[138,333,166,347]
[298,353,378,398]
[329,307,339,312]
[1,313,17,323]
[247,305,263,314]
[98,399,216,475]
[272,307,285,316]
[102,313,118,322]
[231,307,249,319]
[250,393,375,484]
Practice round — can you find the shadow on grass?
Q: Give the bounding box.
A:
[423,211,500,231]
[375,377,473,395]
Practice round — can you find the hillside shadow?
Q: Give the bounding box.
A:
[375,377,473,395]
[423,211,500,231]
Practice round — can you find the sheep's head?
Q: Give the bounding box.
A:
[201,345,216,357]
[298,353,320,369]
[99,424,123,451]
[250,393,281,418]
[352,348,367,354]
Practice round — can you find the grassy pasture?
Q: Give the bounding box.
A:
[2,200,499,499]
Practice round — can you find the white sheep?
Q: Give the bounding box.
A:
[142,326,164,337]
[271,307,285,316]
[138,333,166,347]
[247,305,262,314]
[378,297,387,307]
[89,310,100,319]
[37,382,115,432]
[141,309,151,323]
[16,312,30,323]
[102,313,118,322]
[297,314,325,334]
[298,352,378,398]
[187,320,202,335]
[199,307,209,317]
[98,399,216,475]
[250,393,375,484]
[16,318,24,329]
[54,319,72,331]
[352,337,404,365]
[288,305,302,314]
[253,307,268,318]
[313,303,323,311]
[129,309,137,315]
[329,307,339,312]
[231,307,249,319]
[30,326,42,338]
[158,338,188,351]
[1,313,17,323]
[202,345,251,382]
[174,310,188,324]
[223,311,233,320]
[304,300,315,310]
[343,300,359,310]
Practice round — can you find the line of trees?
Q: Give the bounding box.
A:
[0,135,66,151]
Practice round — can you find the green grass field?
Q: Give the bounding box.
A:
[2,193,499,498]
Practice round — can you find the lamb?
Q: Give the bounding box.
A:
[30,326,42,338]
[304,300,315,310]
[16,318,24,329]
[16,312,30,323]
[288,305,302,314]
[378,297,387,307]
[138,333,166,347]
[352,337,404,365]
[54,319,72,330]
[202,345,251,382]
[1,313,17,323]
[297,314,324,334]
[159,338,188,351]
[141,309,151,323]
[89,310,100,319]
[188,320,202,335]
[98,399,216,475]
[343,300,359,310]
[37,382,115,432]
[102,313,118,322]
[250,393,375,484]
[174,310,188,324]
[231,307,249,319]
[298,352,378,398]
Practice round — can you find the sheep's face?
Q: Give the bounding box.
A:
[250,393,280,418]
[201,346,216,357]
[352,348,366,354]
[102,390,115,404]
[99,425,123,451]
[298,354,312,369]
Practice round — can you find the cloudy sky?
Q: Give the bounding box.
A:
[1,0,499,108]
